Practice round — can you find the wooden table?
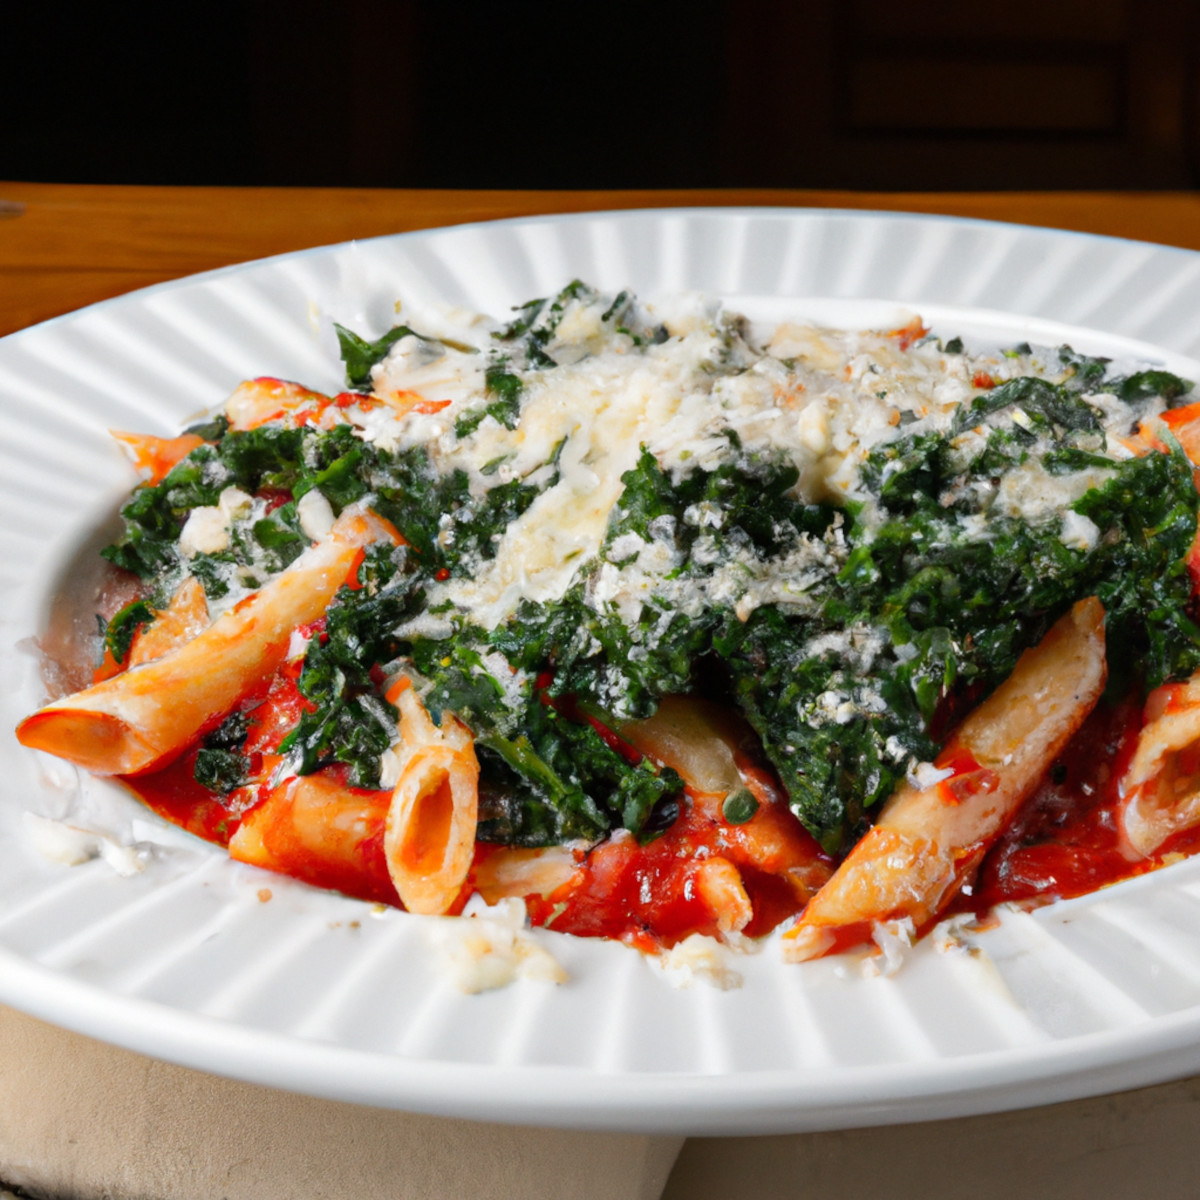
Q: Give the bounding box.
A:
[5,183,1200,338]
[5,183,1200,1200]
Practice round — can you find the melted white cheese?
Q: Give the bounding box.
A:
[340,292,1151,636]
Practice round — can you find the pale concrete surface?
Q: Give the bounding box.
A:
[0,1006,683,1200]
[663,1076,1200,1200]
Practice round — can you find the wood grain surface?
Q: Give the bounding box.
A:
[3,183,1200,337]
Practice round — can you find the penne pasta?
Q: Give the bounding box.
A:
[1117,673,1200,857]
[783,597,1108,962]
[229,771,398,906]
[224,378,331,431]
[127,576,210,668]
[383,685,481,915]
[619,695,748,796]
[18,280,1200,966]
[692,856,753,935]
[110,430,206,485]
[16,505,399,776]
[472,844,584,904]
[620,696,833,905]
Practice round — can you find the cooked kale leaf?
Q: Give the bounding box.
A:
[334,322,419,390]
[279,544,420,787]
[103,598,154,665]
[194,711,253,795]
[950,376,1102,437]
[107,310,1200,861]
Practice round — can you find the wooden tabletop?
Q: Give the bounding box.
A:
[3,182,1200,338]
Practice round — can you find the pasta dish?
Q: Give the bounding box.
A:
[16,282,1200,963]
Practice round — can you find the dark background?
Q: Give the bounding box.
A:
[5,0,1199,191]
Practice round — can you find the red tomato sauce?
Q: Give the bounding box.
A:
[119,749,237,846]
[122,757,399,906]
[525,792,811,950]
[114,652,1190,949]
[242,662,314,756]
[965,695,1151,911]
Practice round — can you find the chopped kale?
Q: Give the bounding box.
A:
[193,711,253,795]
[193,749,250,794]
[183,413,230,441]
[950,376,1102,437]
[494,279,592,367]
[368,441,553,573]
[738,425,1200,852]
[101,424,371,583]
[1114,369,1194,407]
[471,706,682,847]
[103,598,154,665]
[368,445,464,565]
[334,322,419,390]
[454,365,524,438]
[1058,345,1110,391]
[251,502,307,572]
[187,552,236,601]
[279,544,420,787]
[1073,442,1200,692]
[101,446,224,577]
[405,615,686,844]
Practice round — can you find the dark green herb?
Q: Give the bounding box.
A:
[251,502,307,572]
[950,376,1102,437]
[722,788,759,825]
[101,424,371,582]
[193,711,252,795]
[183,413,230,441]
[1115,369,1194,407]
[334,322,419,390]
[103,598,154,665]
[187,552,236,601]
[279,544,420,787]
[1058,345,1110,391]
[454,364,524,438]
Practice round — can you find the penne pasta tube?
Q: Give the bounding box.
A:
[127,576,210,667]
[783,596,1108,962]
[384,685,480,915]
[16,505,399,776]
[229,771,398,906]
[692,856,753,934]
[91,576,210,684]
[472,844,583,904]
[619,695,747,795]
[110,430,206,485]
[1117,673,1200,857]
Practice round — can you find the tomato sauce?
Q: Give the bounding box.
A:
[242,661,314,756]
[525,791,816,950]
[966,695,1149,911]
[116,646,1186,951]
[119,749,238,846]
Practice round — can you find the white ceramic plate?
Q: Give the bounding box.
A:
[6,209,1200,1136]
